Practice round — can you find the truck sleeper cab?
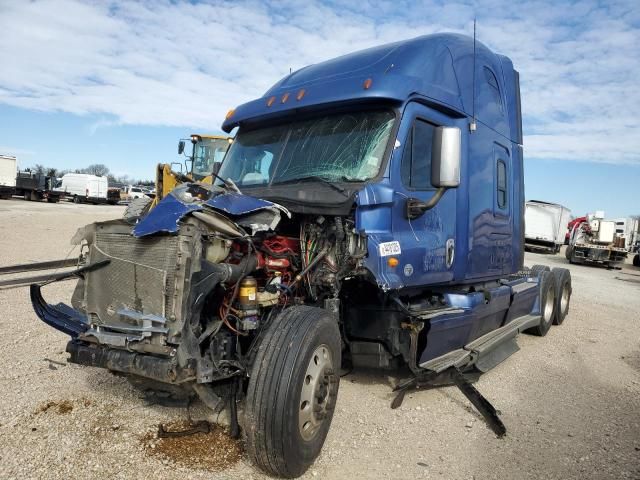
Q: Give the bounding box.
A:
[30,34,572,478]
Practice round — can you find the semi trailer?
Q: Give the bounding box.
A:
[0,155,17,199]
[28,34,572,478]
[524,200,571,253]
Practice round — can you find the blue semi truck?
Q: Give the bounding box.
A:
[30,33,572,477]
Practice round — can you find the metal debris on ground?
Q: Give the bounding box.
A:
[391,367,506,437]
[158,420,210,438]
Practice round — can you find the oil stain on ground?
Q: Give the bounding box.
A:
[141,420,244,471]
[35,399,74,414]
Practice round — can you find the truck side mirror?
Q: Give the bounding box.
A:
[405,126,461,220]
[178,140,185,155]
[431,126,461,188]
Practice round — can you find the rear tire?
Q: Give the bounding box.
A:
[551,268,571,325]
[73,195,80,204]
[565,246,574,263]
[633,254,640,267]
[527,270,556,337]
[123,196,152,221]
[245,306,341,478]
[529,264,550,277]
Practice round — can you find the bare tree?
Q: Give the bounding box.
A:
[83,164,110,177]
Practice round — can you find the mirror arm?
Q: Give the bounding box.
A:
[405,187,447,220]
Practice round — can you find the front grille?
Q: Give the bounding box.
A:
[84,232,179,326]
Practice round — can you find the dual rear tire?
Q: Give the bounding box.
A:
[527,265,572,335]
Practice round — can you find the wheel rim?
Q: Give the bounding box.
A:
[299,344,334,441]
[543,287,555,323]
[560,284,570,315]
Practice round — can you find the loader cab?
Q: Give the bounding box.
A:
[178,134,234,181]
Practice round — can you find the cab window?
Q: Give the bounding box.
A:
[497,160,507,209]
[401,119,435,190]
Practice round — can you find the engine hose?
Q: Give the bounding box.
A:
[334,216,345,241]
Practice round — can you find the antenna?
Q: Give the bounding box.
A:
[470,18,477,132]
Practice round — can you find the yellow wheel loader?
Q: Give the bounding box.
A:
[124,134,233,219]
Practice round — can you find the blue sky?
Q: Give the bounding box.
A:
[0,0,639,217]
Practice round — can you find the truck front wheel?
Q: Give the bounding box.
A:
[245,306,341,478]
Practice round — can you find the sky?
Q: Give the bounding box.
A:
[0,0,639,217]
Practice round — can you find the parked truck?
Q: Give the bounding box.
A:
[29,34,572,478]
[0,155,17,199]
[15,170,66,203]
[61,173,110,204]
[524,200,571,253]
[566,212,627,267]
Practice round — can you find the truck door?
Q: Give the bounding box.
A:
[466,129,513,277]
[389,102,457,286]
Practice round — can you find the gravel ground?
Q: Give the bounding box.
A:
[0,198,639,479]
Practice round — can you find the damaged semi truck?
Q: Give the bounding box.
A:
[30,34,572,478]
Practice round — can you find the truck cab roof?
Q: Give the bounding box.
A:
[223,33,521,144]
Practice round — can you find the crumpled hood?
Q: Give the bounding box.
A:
[132,184,287,237]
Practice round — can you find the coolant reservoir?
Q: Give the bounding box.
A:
[205,237,230,264]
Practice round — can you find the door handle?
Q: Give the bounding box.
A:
[446,238,455,268]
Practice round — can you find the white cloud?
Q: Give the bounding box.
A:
[0,0,638,165]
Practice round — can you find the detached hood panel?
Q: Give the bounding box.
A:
[132,189,280,238]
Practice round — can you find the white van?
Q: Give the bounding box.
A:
[61,173,108,204]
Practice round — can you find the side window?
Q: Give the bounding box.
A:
[401,119,435,189]
[484,66,504,115]
[497,160,507,209]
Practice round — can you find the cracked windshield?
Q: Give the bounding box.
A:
[217,110,395,187]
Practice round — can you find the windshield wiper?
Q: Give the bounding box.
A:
[212,172,242,194]
[274,176,350,197]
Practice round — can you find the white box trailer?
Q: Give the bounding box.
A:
[61,173,108,204]
[0,155,17,199]
[524,200,572,254]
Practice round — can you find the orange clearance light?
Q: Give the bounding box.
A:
[281,92,290,103]
[363,78,373,89]
[387,257,399,268]
[266,96,276,107]
[225,109,235,120]
[296,89,306,100]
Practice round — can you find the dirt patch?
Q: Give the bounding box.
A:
[35,399,74,415]
[141,420,244,471]
[621,350,640,372]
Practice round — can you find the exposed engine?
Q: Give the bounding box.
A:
[68,189,368,385]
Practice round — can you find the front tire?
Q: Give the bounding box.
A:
[245,306,341,478]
